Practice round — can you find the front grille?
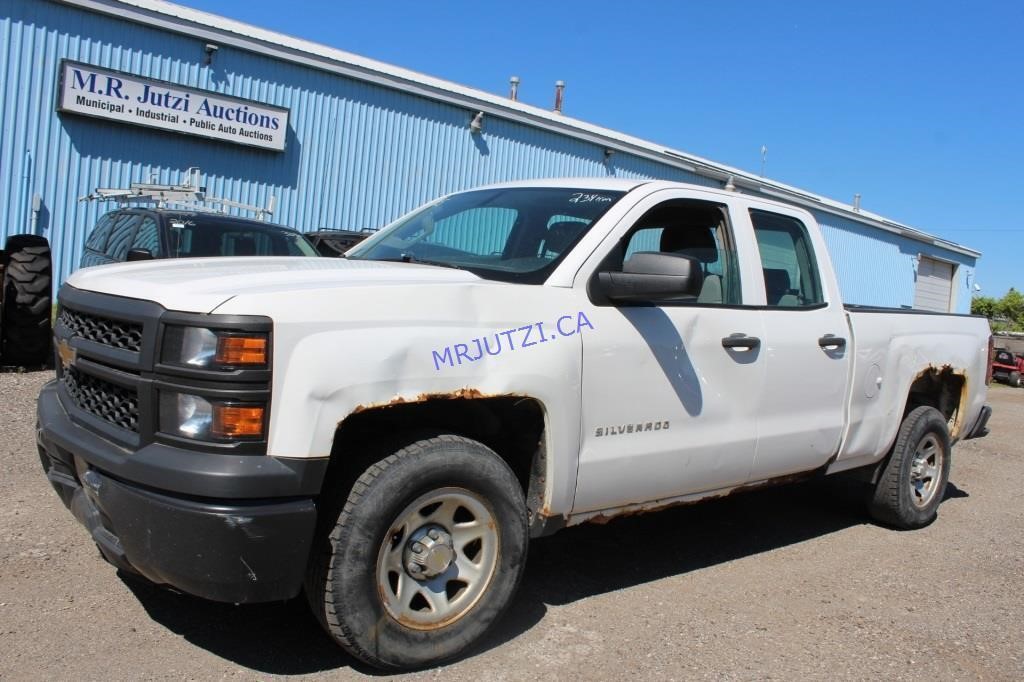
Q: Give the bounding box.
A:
[61,366,139,432]
[59,307,143,353]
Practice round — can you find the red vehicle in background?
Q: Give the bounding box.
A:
[992,348,1024,387]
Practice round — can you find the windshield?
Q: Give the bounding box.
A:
[347,187,626,283]
[168,218,318,258]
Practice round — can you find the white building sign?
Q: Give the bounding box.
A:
[57,61,289,152]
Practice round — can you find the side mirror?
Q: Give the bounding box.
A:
[126,248,154,262]
[598,252,703,302]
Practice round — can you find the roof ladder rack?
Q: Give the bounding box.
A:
[79,167,276,220]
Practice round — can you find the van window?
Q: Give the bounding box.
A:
[84,213,116,252]
[750,209,823,307]
[131,217,160,255]
[105,214,141,261]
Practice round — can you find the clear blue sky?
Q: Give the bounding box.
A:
[184,0,1024,299]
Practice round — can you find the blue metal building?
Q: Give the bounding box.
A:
[1,0,980,312]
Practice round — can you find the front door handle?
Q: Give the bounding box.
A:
[818,334,847,350]
[722,334,761,351]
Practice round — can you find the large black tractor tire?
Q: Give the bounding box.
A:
[305,434,528,670]
[868,406,951,529]
[2,235,53,367]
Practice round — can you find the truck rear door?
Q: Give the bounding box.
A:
[741,201,852,480]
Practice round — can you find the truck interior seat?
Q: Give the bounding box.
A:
[763,268,799,306]
[659,226,723,304]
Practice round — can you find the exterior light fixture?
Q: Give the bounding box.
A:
[204,43,219,65]
[469,111,484,134]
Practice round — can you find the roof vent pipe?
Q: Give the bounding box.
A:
[853,193,862,212]
[509,76,520,101]
[554,80,565,114]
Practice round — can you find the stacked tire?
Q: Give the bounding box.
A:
[1,235,52,367]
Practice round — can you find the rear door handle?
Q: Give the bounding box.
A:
[722,334,761,351]
[818,334,846,350]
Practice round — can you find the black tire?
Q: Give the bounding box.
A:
[868,406,951,529]
[1011,371,1022,388]
[2,234,52,366]
[305,434,528,670]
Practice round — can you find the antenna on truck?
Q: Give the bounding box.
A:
[79,167,276,220]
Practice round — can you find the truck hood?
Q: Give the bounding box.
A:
[66,257,482,313]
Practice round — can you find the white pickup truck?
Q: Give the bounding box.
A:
[37,179,992,670]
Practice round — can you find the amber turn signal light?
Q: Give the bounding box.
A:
[216,335,268,365]
[212,405,265,438]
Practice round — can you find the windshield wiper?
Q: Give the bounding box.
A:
[373,253,464,270]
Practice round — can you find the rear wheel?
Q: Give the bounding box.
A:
[1,235,52,366]
[306,434,528,670]
[868,406,951,529]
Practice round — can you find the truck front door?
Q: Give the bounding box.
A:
[572,190,767,513]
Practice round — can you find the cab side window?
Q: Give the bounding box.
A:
[620,200,740,305]
[750,209,823,307]
[130,217,160,256]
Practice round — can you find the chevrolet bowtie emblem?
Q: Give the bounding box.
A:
[56,338,77,370]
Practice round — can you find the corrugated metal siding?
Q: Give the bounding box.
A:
[814,211,974,313]
[1,0,977,311]
[1,0,710,286]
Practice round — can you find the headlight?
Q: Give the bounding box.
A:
[159,391,266,440]
[179,327,218,367]
[162,326,268,369]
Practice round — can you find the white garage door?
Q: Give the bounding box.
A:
[914,256,954,312]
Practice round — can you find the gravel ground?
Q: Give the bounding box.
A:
[2,370,1022,681]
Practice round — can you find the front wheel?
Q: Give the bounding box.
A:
[868,406,951,529]
[1011,371,1022,388]
[306,434,528,670]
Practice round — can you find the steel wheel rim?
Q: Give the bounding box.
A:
[909,433,943,508]
[376,487,500,630]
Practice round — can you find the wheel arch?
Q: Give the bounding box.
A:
[902,365,967,440]
[320,392,554,533]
